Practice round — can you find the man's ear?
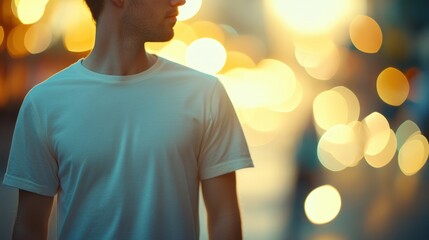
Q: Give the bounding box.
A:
[111,0,125,8]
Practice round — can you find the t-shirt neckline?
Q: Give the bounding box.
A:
[76,55,165,84]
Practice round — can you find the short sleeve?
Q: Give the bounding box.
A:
[3,94,59,196]
[198,81,253,180]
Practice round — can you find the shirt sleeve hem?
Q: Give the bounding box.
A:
[201,157,254,180]
[2,174,57,197]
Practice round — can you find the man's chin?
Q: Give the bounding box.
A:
[148,32,175,43]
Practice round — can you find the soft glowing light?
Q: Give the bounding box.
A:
[256,59,297,106]
[186,38,227,75]
[191,21,226,44]
[362,112,391,156]
[221,51,256,73]
[364,129,397,168]
[305,185,342,224]
[349,15,383,53]
[7,25,29,58]
[269,80,303,113]
[396,120,421,150]
[225,35,266,62]
[0,26,4,47]
[376,67,410,106]
[24,23,52,54]
[178,0,202,21]
[269,0,349,34]
[294,38,341,80]
[172,22,198,44]
[333,86,360,123]
[157,40,188,65]
[398,134,429,176]
[313,86,360,131]
[63,3,95,52]
[241,108,285,132]
[220,59,298,110]
[220,68,260,108]
[317,124,361,171]
[17,0,48,24]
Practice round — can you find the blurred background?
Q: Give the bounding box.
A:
[1,0,429,239]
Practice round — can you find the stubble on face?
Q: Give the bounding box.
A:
[121,0,176,44]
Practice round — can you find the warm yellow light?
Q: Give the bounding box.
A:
[313,89,348,131]
[398,134,429,176]
[0,26,4,47]
[220,68,259,108]
[362,112,391,156]
[221,51,256,73]
[225,35,266,62]
[364,129,397,168]
[7,25,29,58]
[256,59,297,106]
[186,38,227,75]
[191,21,226,44]
[294,38,341,80]
[349,15,383,53]
[172,22,198,44]
[305,185,342,224]
[178,0,202,21]
[220,59,298,110]
[157,40,187,65]
[376,67,410,106]
[269,80,303,113]
[317,124,361,171]
[24,23,52,54]
[333,86,360,123]
[63,3,95,53]
[240,108,285,133]
[269,0,349,34]
[17,0,48,25]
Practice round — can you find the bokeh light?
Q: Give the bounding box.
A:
[305,185,342,224]
[191,21,226,43]
[364,129,397,168]
[313,86,360,131]
[172,22,198,44]
[0,26,4,47]
[16,0,49,25]
[349,15,383,53]
[295,38,342,80]
[62,3,95,53]
[396,120,421,150]
[398,134,429,176]
[362,112,391,156]
[186,38,227,75]
[157,40,188,65]
[7,25,29,58]
[376,67,410,106]
[24,23,52,54]
[317,124,362,171]
[178,0,202,21]
[269,0,349,34]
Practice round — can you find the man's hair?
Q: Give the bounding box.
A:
[84,0,105,22]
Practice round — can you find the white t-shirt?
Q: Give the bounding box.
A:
[3,57,253,239]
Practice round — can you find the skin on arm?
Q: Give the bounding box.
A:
[202,172,243,240]
[12,190,54,240]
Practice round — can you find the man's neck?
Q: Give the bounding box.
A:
[83,40,156,75]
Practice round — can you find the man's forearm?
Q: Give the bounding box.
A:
[208,212,242,240]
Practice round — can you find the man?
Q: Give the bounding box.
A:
[3,0,253,239]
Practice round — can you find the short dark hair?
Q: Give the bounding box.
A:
[84,0,105,22]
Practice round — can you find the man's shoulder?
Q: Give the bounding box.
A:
[26,61,81,99]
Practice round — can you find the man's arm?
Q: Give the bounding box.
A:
[12,190,54,240]
[202,172,242,240]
